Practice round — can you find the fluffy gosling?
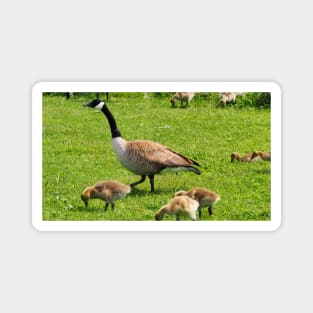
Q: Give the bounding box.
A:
[220,92,245,106]
[170,92,195,107]
[174,187,220,219]
[250,151,271,162]
[81,180,131,211]
[155,196,199,221]
[231,151,260,162]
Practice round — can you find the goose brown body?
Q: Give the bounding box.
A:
[112,137,200,176]
[175,187,220,218]
[155,195,199,221]
[84,99,200,192]
[81,180,131,211]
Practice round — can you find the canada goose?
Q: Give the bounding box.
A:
[81,180,131,211]
[231,151,260,162]
[174,187,220,219]
[155,196,199,221]
[66,92,74,99]
[250,151,271,162]
[83,99,200,192]
[170,92,195,107]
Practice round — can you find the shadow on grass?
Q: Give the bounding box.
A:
[127,186,177,197]
[77,204,106,212]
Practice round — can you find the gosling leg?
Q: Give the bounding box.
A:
[111,202,115,211]
[198,207,202,219]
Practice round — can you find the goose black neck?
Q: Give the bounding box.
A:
[101,105,122,138]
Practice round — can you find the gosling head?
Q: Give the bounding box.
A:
[84,98,106,110]
[155,206,166,221]
[231,152,239,162]
[80,187,94,207]
[155,212,162,221]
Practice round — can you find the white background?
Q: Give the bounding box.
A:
[0,0,311,312]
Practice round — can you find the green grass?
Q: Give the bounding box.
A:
[42,93,271,221]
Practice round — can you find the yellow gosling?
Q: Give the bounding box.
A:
[220,92,245,106]
[174,187,220,219]
[251,151,271,162]
[81,180,131,211]
[230,151,261,162]
[155,196,199,221]
[170,92,195,107]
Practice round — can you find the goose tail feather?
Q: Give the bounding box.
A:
[167,148,200,167]
[186,166,201,175]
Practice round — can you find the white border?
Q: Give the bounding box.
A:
[32,82,281,231]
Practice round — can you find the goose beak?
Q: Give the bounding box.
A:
[83,101,93,107]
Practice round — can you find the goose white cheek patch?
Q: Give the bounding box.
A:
[95,101,104,109]
[32,82,281,232]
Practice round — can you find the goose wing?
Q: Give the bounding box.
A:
[126,140,200,169]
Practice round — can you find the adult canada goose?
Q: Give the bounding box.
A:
[81,180,131,211]
[83,99,200,192]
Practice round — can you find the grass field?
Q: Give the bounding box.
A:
[42,92,271,221]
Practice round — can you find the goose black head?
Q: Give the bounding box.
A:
[84,99,106,110]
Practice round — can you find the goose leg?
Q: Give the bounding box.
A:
[148,175,155,193]
[111,202,115,211]
[208,206,213,216]
[130,175,146,189]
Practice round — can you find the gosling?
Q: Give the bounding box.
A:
[250,151,271,162]
[81,180,131,211]
[155,196,199,221]
[170,92,195,107]
[220,92,244,106]
[174,188,220,219]
[231,152,260,162]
